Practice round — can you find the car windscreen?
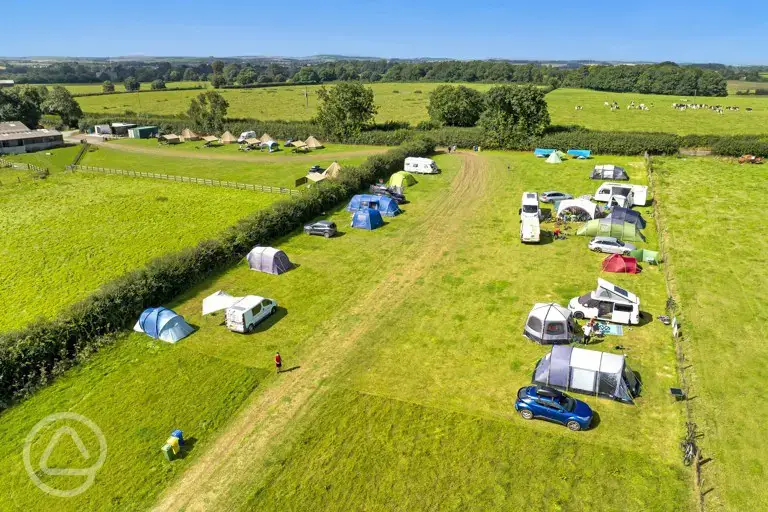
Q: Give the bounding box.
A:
[555,396,576,412]
[522,205,538,214]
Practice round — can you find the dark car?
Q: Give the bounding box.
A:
[304,220,337,238]
[369,184,406,204]
[308,165,324,173]
[514,385,593,431]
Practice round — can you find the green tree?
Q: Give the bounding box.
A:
[314,82,378,139]
[150,79,166,90]
[210,74,226,88]
[42,85,83,127]
[168,70,181,82]
[211,60,225,75]
[182,68,199,81]
[236,67,258,85]
[0,87,43,128]
[479,85,550,148]
[427,85,484,127]
[124,77,140,92]
[293,66,320,83]
[102,80,115,93]
[187,90,229,133]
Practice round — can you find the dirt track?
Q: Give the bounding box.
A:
[153,153,490,511]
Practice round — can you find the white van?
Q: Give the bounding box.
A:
[568,278,640,325]
[593,182,648,207]
[238,131,257,143]
[224,295,277,333]
[520,192,540,219]
[404,157,439,174]
[520,216,541,243]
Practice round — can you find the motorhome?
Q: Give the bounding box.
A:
[593,182,648,207]
[404,157,439,174]
[237,131,257,143]
[520,192,541,243]
[568,278,641,325]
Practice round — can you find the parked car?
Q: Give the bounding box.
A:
[588,236,636,255]
[308,165,324,173]
[515,385,593,431]
[540,191,574,203]
[369,184,406,204]
[304,220,338,238]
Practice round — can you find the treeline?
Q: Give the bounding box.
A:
[566,63,727,96]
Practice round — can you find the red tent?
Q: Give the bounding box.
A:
[601,254,639,274]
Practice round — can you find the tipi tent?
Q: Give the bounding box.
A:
[602,254,640,274]
[629,248,660,264]
[220,131,237,144]
[556,199,599,220]
[351,208,384,230]
[591,164,629,181]
[347,194,401,217]
[388,171,417,191]
[134,307,194,343]
[181,128,200,141]
[259,133,274,144]
[323,161,342,179]
[523,303,576,344]
[533,345,640,403]
[607,206,646,229]
[304,135,324,149]
[576,218,644,242]
[246,246,293,275]
[546,151,563,164]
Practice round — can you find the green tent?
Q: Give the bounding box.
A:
[546,151,563,164]
[388,171,417,189]
[576,218,644,242]
[629,248,660,264]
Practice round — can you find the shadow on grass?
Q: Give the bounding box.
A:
[278,366,301,374]
[251,306,288,333]
[589,411,601,430]
[176,437,198,459]
[637,312,654,327]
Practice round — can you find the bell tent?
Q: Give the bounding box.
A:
[576,217,644,242]
[304,135,324,149]
[556,199,599,220]
[523,303,576,345]
[546,151,563,164]
[220,131,237,144]
[533,345,640,403]
[346,194,401,217]
[246,246,293,275]
[259,133,274,144]
[134,307,194,343]
[351,208,384,230]
[388,171,417,191]
[181,128,200,141]
[602,254,640,274]
[608,206,646,229]
[323,161,342,179]
[591,164,629,181]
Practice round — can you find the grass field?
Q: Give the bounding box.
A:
[726,80,768,93]
[40,81,208,94]
[655,156,768,511]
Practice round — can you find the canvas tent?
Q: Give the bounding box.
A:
[546,151,563,164]
[246,246,293,275]
[351,208,384,230]
[306,172,326,183]
[388,171,417,191]
[602,254,639,274]
[591,164,629,181]
[220,131,237,144]
[259,133,274,144]
[576,217,644,242]
[629,248,660,264]
[160,134,181,144]
[181,128,200,141]
[607,206,646,229]
[134,307,194,343]
[323,161,342,179]
[347,194,401,217]
[533,345,640,403]
[304,135,324,149]
[291,140,309,152]
[202,135,220,146]
[556,199,599,220]
[523,303,576,344]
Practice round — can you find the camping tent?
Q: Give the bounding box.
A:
[202,135,219,144]
[534,148,555,157]
[533,345,639,403]
[259,133,274,144]
[181,128,200,141]
[291,140,308,152]
[607,206,646,229]
[246,246,293,275]
[323,161,342,179]
[346,194,401,217]
[220,131,237,144]
[556,199,599,220]
[629,248,660,264]
[304,135,324,149]
[567,149,591,159]
[523,303,576,344]
[591,164,629,181]
[602,254,639,274]
[388,171,417,191]
[160,134,181,144]
[351,208,384,230]
[261,140,279,152]
[576,218,644,242]
[546,151,563,164]
[306,173,326,183]
[133,307,194,343]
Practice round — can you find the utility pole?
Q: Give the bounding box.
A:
[304,87,308,109]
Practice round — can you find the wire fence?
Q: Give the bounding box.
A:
[66,164,301,196]
[0,158,50,184]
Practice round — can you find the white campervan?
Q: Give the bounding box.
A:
[593,182,648,207]
[238,131,257,143]
[202,291,277,333]
[568,278,641,325]
[404,157,439,174]
[520,192,541,243]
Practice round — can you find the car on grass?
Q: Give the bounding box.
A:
[588,236,636,255]
[540,191,574,203]
[308,165,324,173]
[515,385,593,431]
[225,295,277,333]
[304,220,338,238]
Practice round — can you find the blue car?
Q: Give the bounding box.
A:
[514,386,593,431]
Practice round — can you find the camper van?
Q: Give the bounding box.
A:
[404,157,439,174]
[237,131,257,143]
[568,278,641,325]
[593,182,648,207]
[520,192,541,243]
[224,295,277,333]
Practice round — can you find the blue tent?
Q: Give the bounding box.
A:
[608,206,647,229]
[346,194,401,217]
[534,148,556,158]
[133,307,194,343]
[567,149,591,159]
[351,208,384,230]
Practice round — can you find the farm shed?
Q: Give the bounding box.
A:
[304,135,324,149]
[0,123,63,154]
[323,161,342,178]
[388,171,417,190]
[111,122,136,136]
[351,208,384,230]
[128,126,159,139]
[533,345,640,403]
[601,254,639,274]
[577,218,644,242]
[347,194,401,217]
[247,247,293,275]
[133,307,194,343]
[94,124,112,135]
[181,128,200,141]
[523,303,576,344]
[220,131,237,144]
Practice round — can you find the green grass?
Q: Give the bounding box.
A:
[726,80,768,93]
[655,156,768,511]
[39,81,209,94]
[1,144,81,172]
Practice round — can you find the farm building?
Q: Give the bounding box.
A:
[94,124,112,135]
[128,126,159,139]
[0,121,63,154]
[0,80,14,88]
[111,122,137,136]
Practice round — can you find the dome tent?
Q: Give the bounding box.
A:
[523,303,576,345]
[602,254,640,274]
[351,208,384,230]
[346,194,401,217]
[546,151,563,164]
[388,171,417,191]
[134,307,194,343]
[629,248,660,265]
[591,164,629,181]
[247,246,293,275]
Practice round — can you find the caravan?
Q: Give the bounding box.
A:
[568,278,641,325]
[593,182,648,207]
[404,157,439,174]
[520,192,541,243]
[238,131,257,143]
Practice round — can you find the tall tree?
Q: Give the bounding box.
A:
[187,90,229,133]
[427,85,485,127]
[43,85,83,127]
[479,85,550,148]
[102,80,115,93]
[314,82,378,139]
[150,79,166,90]
[0,87,43,127]
[124,77,140,92]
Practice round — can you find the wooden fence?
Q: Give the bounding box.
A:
[0,158,50,184]
[66,164,301,196]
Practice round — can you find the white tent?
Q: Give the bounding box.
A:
[546,151,563,164]
[202,290,243,315]
[523,303,575,344]
[556,199,599,220]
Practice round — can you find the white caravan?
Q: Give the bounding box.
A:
[593,182,648,207]
[568,278,641,325]
[404,157,439,174]
[237,131,257,143]
[202,291,277,333]
[520,192,541,243]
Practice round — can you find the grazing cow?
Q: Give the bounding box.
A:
[746,107,753,112]
[604,101,610,107]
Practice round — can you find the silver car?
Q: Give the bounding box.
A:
[588,236,636,255]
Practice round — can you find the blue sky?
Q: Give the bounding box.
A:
[3,0,767,64]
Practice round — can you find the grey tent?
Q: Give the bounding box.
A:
[591,164,629,181]
[533,345,640,403]
[523,303,576,344]
[607,206,646,229]
[246,246,293,275]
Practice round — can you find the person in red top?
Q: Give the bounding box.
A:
[275,352,282,374]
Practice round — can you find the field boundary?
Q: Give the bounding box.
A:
[66,164,302,196]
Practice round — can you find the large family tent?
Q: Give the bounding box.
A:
[346,194,401,217]
[591,164,629,181]
[304,135,324,149]
[323,161,342,179]
[629,248,661,264]
[607,206,646,229]
[220,131,237,144]
[523,303,576,344]
[388,171,417,191]
[134,307,194,343]
[556,199,599,220]
[602,254,640,274]
[576,217,644,242]
[246,246,293,275]
[259,133,274,144]
[546,151,564,164]
[351,208,384,230]
[533,345,640,403]
[181,128,200,141]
